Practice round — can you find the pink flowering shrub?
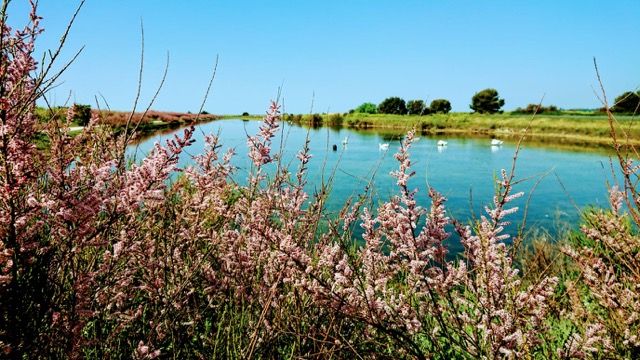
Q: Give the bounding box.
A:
[1,2,639,359]
[551,86,640,359]
[559,184,640,359]
[299,132,559,358]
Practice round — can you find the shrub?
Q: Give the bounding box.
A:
[554,93,640,358]
[285,113,303,123]
[69,104,92,126]
[326,113,343,127]
[242,111,250,116]
[419,121,432,132]
[559,196,640,357]
[346,118,372,128]
[513,104,559,114]
[354,102,378,114]
[302,113,323,127]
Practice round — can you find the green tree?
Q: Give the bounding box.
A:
[378,97,407,115]
[612,91,640,114]
[71,104,92,126]
[406,100,426,115]
[355,102,378,114]
[470,88,505,114]
[430,99,452,114]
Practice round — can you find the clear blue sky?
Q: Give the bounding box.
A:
[7,0,640,114]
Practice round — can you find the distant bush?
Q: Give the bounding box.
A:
[326,113,344,127]
[611,91,640,114]
[378,97,407,115]
[346,118,373,128]
[354,102,377,114]
[242,111,250,116]
[287,113,303,123]
[302,113,323,127]
[70,104,92,126]
[429,99,452,114]
[406,99,426,115]
[470,88,505,114]
[512,104,559,114]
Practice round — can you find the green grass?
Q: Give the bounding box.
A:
[219,114,263,120]
[304,112,640,147]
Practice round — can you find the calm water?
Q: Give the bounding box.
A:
[129,119,619,251]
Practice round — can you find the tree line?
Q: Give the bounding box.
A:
[352,88,505,115]
[353,88,640,115]
[353,97,454,116]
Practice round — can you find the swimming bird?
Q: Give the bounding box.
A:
[342,136,349,146]
[491,139,504,146]
[379,143,389,151]
[437,140,448,146]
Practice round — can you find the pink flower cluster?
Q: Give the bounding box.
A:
[247,101,280,168]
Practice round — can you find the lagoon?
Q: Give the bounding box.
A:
[130,119,618,251]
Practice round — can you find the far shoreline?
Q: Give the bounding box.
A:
[215,112,640,150]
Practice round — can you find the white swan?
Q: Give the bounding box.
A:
[437,140,448,146]
[379,143,389,151]
[491,139,503,146]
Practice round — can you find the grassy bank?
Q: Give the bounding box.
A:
[219,114,263,120]
[283,112,640,147]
